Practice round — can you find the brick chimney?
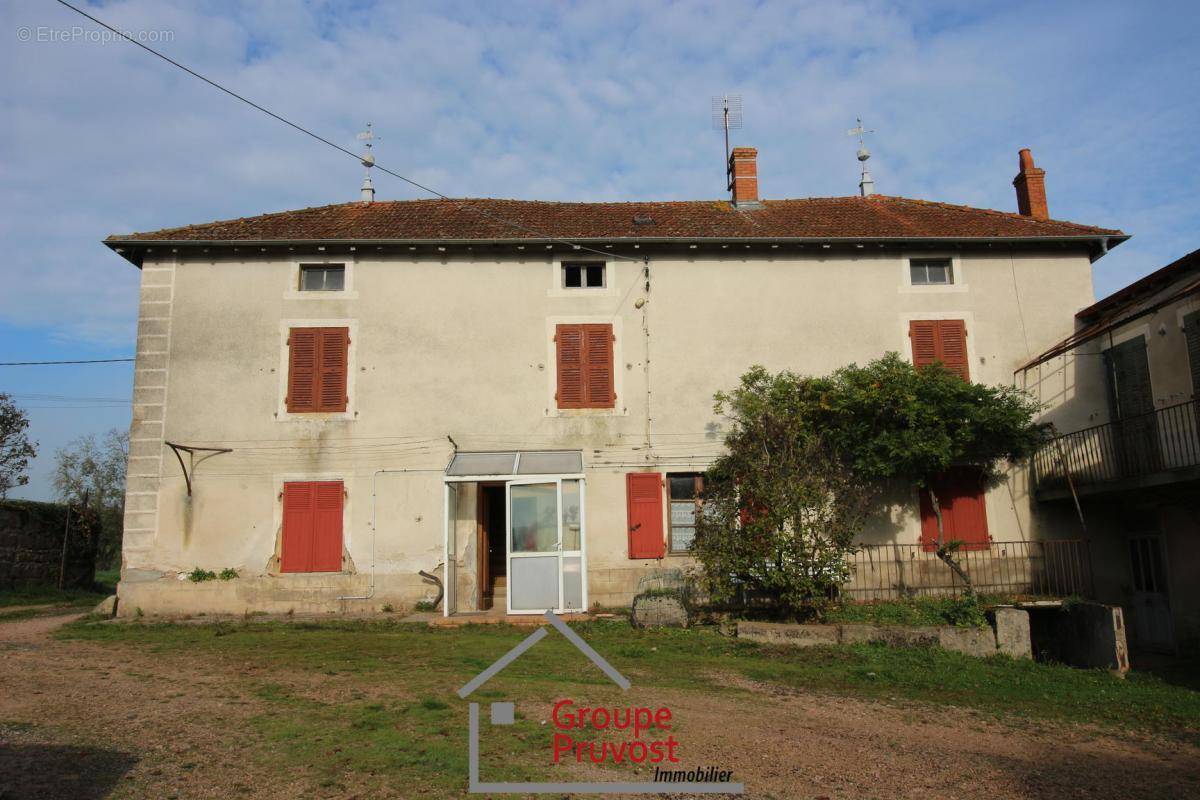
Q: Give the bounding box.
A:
[1012,148,1048,220]
[728,147,759,206]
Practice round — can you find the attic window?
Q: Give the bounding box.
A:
[299,264,346,291]
[563,262,605,289]
[633,214,654,225]
[909,258,953,286]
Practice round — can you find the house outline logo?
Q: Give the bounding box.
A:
[456,610,744,795]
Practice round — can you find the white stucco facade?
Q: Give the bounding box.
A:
[114,239,1105,617]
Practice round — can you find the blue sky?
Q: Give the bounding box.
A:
[2,0,1198,499]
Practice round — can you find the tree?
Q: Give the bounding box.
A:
[692,370,874,617]
[714,355,1045,595]
[53,428,128,568]
[0,393,37,498]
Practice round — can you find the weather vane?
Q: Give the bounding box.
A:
[846,116,876,197]
[356,122,377,202]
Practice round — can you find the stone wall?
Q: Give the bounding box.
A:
[737,610,1033,660]
[0,500,98,590]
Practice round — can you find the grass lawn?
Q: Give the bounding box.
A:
[58,617,1200,790]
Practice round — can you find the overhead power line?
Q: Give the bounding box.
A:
[52,0,643,264]
[0,358,135,366]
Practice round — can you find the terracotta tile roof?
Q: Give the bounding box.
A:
[106,195,1124,244]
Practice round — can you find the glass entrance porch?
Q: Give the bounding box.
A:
[443,451,586,616]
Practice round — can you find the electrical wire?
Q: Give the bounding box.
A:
[0,358,134,366]
[53,0,643,264]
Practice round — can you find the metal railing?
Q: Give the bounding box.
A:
[841,539,1091,600]
[1033,399,1200,494]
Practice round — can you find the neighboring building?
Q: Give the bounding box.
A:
[1020,248,1200,654]
[105,147,1126,617]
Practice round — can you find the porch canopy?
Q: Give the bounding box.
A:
[444,450,583,480]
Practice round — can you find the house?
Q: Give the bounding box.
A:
[1018,247,1200,654]
[105,146,1126,617]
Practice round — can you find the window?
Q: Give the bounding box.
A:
[281,481,344,572]
[626,472,665,559]
[555,323,615,409]
[918,468,989,552]
[287,327,349,412]
[563,262,605,289]
[910,258,953,286]
[299,264,346,292]
[668,474,704,553]
[1184,310,1200,399]
[909,319,969,380]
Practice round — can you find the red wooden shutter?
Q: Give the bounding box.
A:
[281,480,344,572]
[288,327,349,412]
[626,472,665,559]
[311,481,345,571]
[556,324,585,409]
[909,320,969,380]
[287,329,318,412]
[919,468,989,552]
[583,324,615,408]
[317,328,349,412]
[281,482,315,572]
[935,320,969,381]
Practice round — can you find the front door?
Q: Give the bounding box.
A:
[506,478,586,614]
[1128,534,1173,651]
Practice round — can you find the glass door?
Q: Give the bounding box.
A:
[506,478,588,614]
[560,479,585,612]
[507,480,561,614]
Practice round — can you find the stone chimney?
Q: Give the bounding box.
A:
[728,147,759,207]
[1013,148,1048,220]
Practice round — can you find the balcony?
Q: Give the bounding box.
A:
[1033,399,1200,499]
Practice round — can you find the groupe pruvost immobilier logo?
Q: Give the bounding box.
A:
[455,610,743,794]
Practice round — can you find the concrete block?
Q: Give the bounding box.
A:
[841,624,940,648]
[631,594,688,629]
[993,607,1033,659]
[94,595,118,618]
[737,621,839,647]
[938,626,997,658]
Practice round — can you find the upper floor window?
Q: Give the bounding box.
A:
[286,327,349,412]
[299,264,346,292]
[563,262,605,289]
[909,319,969,380]
[909,258,953,286]
[555,323,614,409]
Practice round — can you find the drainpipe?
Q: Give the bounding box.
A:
[338,467,426,601]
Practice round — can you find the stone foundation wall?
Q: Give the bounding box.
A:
[0,500,98,590]
[737,610,1033,660]
[116,570,434,618]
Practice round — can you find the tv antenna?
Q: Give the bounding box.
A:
[356,122,377,202]
[711,94,743,180]
[846,116,875,197]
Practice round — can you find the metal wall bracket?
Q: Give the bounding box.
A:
[165,441,233,496]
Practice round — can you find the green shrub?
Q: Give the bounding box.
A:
[414,600,437,612]
[218,568,239,581]
[187,568,217,583]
